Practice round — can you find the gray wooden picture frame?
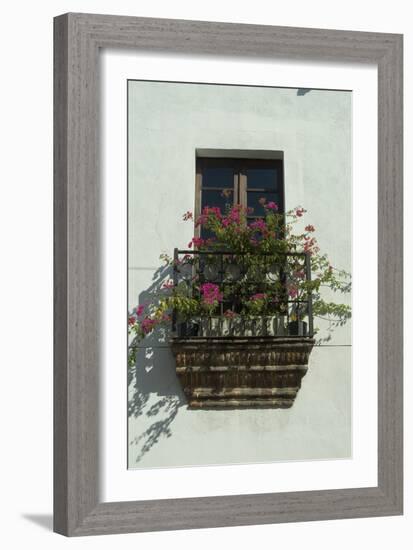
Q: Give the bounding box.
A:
[53,13,403,536]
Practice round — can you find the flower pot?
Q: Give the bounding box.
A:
[197,316,289,337]
[288,320,308,336]
[243,318,264,336]
[177,320,199,337]
[199,317,222,337]
[273,315,287,336]
[171,336,315,409]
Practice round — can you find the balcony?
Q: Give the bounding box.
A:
[170,248,315,409]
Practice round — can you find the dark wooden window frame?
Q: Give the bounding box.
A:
[195,157,285,237]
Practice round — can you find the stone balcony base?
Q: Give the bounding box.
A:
[171,336,315,409]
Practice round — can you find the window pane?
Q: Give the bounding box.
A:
[200,227,215,241]
[202,167,234,188]
[246,167,278,190]
[247,192,280,216]
[201,189,233,214]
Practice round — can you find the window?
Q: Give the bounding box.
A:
[195,157,284,237]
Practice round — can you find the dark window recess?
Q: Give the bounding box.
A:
[196,157,284,237]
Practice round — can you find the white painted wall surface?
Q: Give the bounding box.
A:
[128,81,352,468]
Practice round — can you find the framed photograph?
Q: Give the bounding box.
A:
[54,13,403,536]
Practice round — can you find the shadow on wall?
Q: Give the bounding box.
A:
[128,346,186,463]
[128,263,186,463]
[315,331,332,346]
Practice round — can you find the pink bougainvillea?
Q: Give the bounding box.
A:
[128,198,351,371]
[227,204,242,224]
[249,219,267,231]
[292,270,306,280]
[200,282,223,305]
[162,280,174,290]
[288,285,299,299]
[203,206,222,219]
[303,236,320,255]
[224,309,237,319]
[141,317,157,334]
[251,293,267,301]
[188,237,205,248]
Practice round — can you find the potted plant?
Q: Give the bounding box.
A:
[128,201,351,408]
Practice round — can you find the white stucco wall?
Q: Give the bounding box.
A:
[128,80,352,468]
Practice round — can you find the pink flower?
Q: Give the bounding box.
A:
[193,237,205,248]
[250,219,267,231]
[224,309,237,319]
[295,207,306,217]
[292,270,305,280]
[223,204,243,225]
[288,286,298,299]
[267,201,278,210]
[142,312,171,333]
[188,237,205,249]
[195,214,207,227]
[303,236,319,254]
[200,283,223,305]
[136,305,145,317]
[128,315,136,326]
[305,224,315,232]
[202,206,222,219]
[141,317,156,334]
[251,293,266,301]
[183,211,193,221]
[162,280,174,290]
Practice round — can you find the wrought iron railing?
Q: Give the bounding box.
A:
[172,248,314,339]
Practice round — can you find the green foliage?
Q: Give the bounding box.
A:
[128,202,351,366]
